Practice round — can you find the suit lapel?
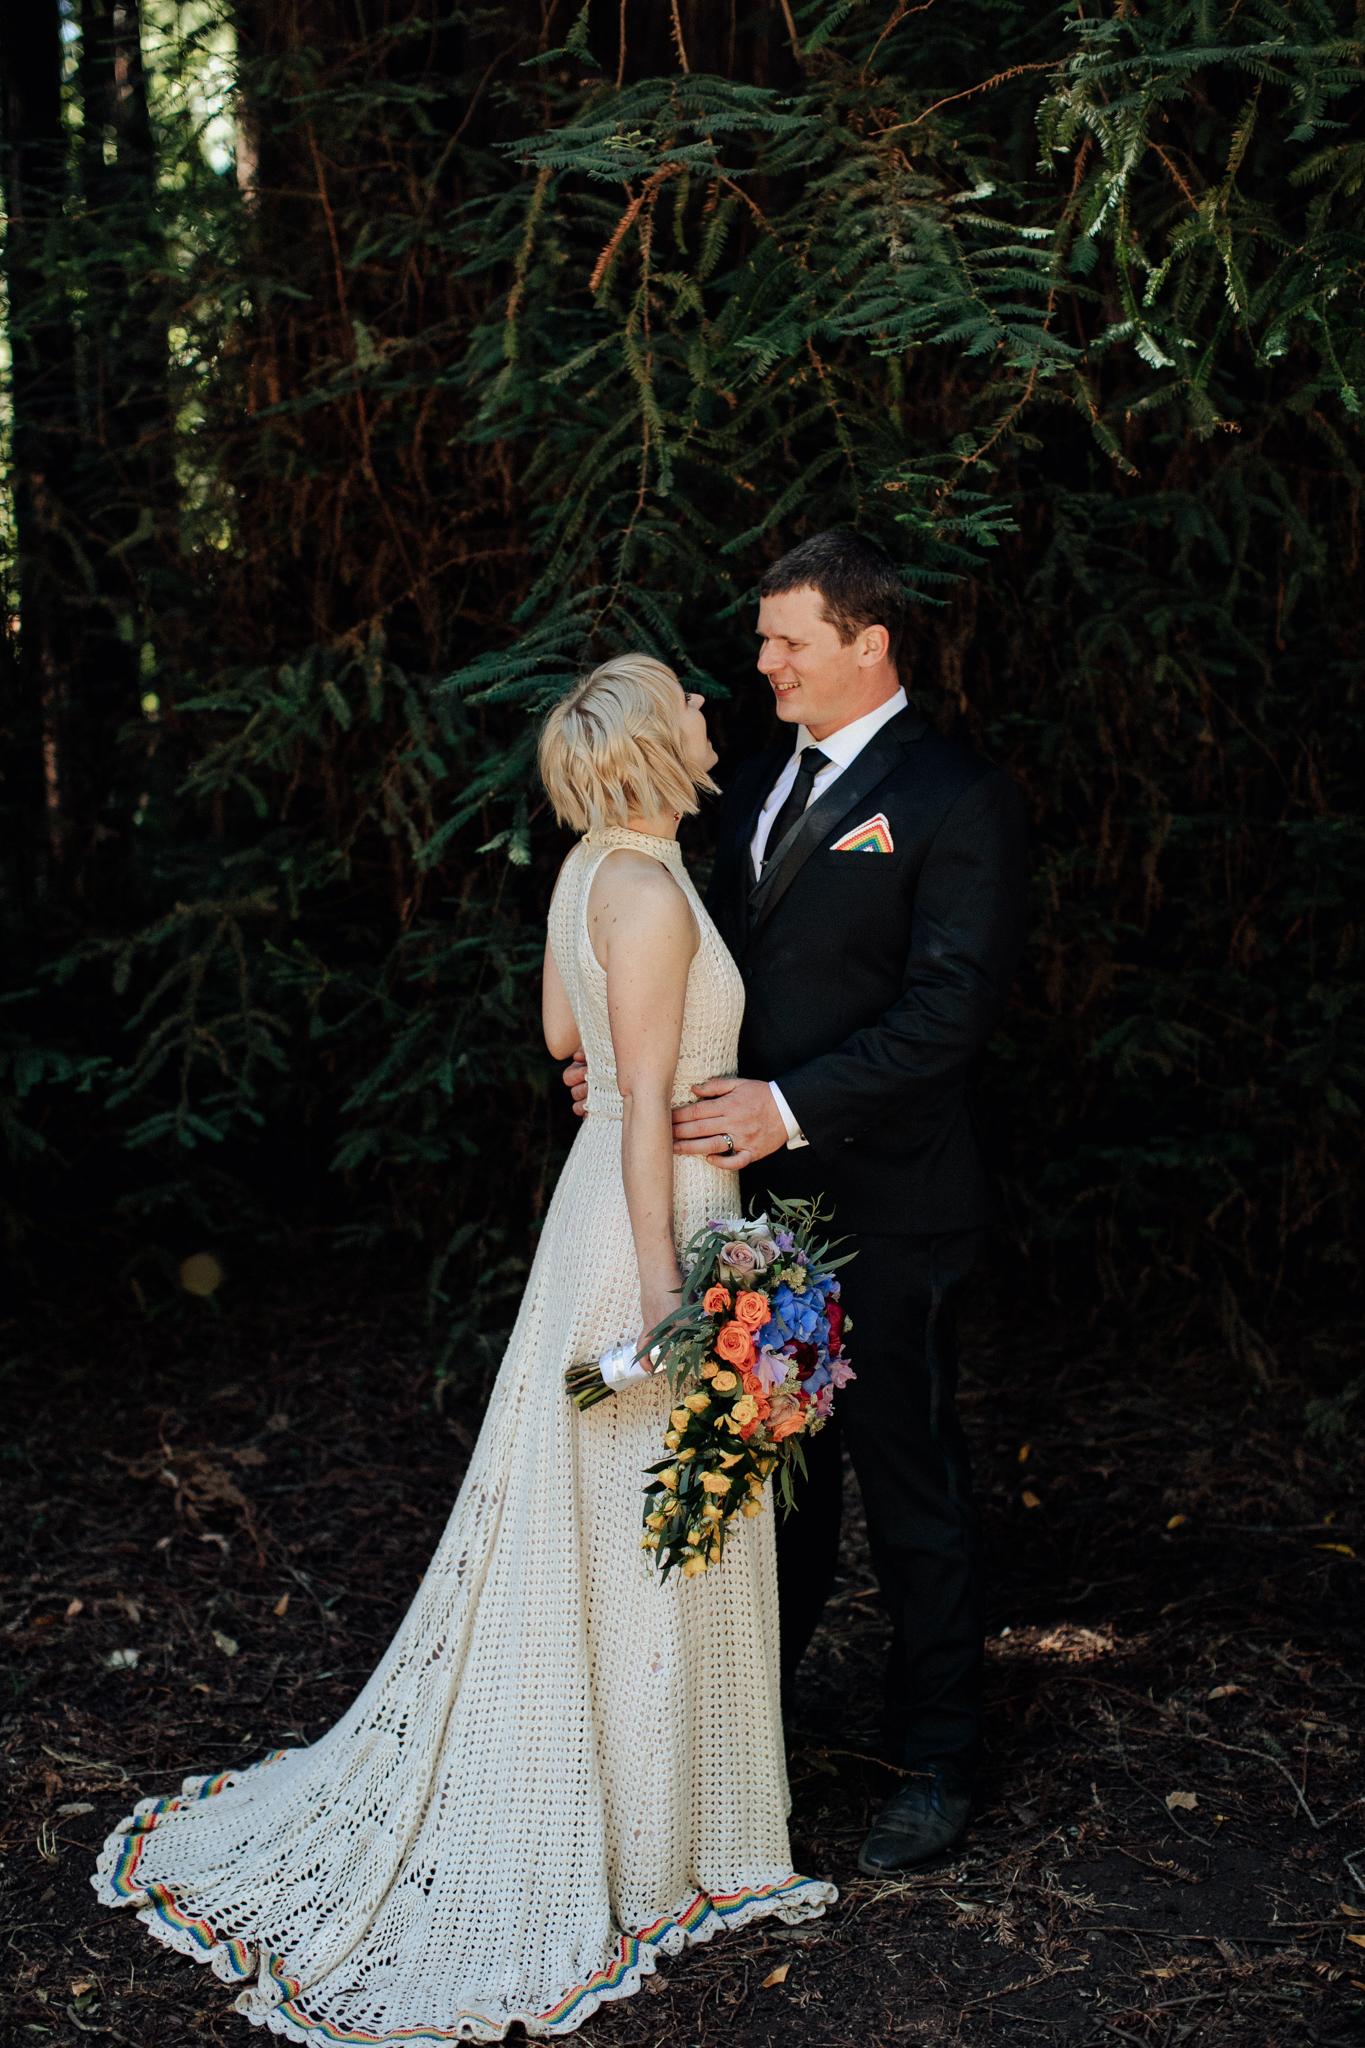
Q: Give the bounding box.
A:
[747,707,925,934]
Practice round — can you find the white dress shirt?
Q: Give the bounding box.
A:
[751,688,908,1148]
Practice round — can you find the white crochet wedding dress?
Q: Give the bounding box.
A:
[94,825,834,2043]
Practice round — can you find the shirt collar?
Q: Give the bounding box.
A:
[797,686,908,770]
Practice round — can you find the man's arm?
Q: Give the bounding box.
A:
[779,771,1028,1144]
[672,770,1028,1162]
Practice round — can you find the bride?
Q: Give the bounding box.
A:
[93,654,835,2042]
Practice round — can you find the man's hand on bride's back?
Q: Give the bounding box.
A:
[671,1078,787,1170]
[562,1046,588,1117]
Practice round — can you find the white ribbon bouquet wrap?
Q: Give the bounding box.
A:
[595,1341,661,1392]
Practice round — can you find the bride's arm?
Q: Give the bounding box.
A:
[594,852,699,1340]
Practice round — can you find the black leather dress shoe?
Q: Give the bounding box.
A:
[856,1768,971,1875]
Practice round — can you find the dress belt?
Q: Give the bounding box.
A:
[585,1083,711,1121]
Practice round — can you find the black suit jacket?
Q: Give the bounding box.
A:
[705,707,1029,1235]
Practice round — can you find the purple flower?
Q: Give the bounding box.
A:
[775,1229,794,1253]
[752,1347,789,1392]
[829,1358,856,1389]
[814,1383,834,1419]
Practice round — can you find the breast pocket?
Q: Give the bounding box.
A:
[812,851,905,877]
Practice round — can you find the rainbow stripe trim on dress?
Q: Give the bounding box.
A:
[99,1751,828,2043]
[102,1752,293,1904]
[830,811,894,854]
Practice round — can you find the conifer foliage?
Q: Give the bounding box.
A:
[2,1,1362,1363]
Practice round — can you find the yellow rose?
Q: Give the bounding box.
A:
[719,1452,743,1469]
[700,1360,718,1379]
[664,1430,680,1450]
[682,1555,708,1576]
[721,1415,743,1435]
[702,1502,723,1522]
[670,1407,690,1432]
[747,1475,764,1496]
[677,1447,696,1463]
[640,1532,660,1549]
[741,1499,764,1518]
[684,1391,711,1414]
[732,1394,759,1426]
[711,1370,738,1393]
[659,1468,679,1491]
[701,1472,732,1496]
[646,1512,667,1529]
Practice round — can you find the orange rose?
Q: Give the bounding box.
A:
[769,1406,807,1442]
[741,1369,764,1396]
[714,1320,754,1368]
[734,1290,771,1330]
[703,1285,732,1316]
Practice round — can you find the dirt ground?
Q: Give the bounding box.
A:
[3,1265,1364,2047]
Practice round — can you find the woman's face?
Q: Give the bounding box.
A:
[678,687,718,779]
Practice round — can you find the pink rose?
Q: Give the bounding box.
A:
[719,1241,757,1273]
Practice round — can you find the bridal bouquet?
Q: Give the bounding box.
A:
[566,1196,855,1580]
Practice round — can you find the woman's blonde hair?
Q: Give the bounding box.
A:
[538,654,718,834]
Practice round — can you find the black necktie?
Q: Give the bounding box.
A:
[761,748,831,873]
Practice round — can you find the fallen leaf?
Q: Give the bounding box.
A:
[1214,1938,1238,1964]
[232,1446,268,1467]
[1166,1514,1188,1530]
[1340,1903,1365,1919]
[64,1598,83,1620]
[1017,1443,1030,1464]
[70,1981,93,1997]
[1165,1790,1198,1812]
[273,1593,290,1618]
[116,1594,141,1626]
[1347,1933,1365,1951]
[1315,1543,1355,1557]
[191,1682,210,1694]
[1021,1491,1041,1510]
[212,1630,239,1658]
[1208,1684,1242,1699]
[57,1803,95,1817]
[761,1963,791,1988]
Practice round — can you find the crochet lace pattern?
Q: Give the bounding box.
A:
[93,825,836,2042]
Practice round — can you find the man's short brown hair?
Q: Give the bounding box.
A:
[758,530,908,676]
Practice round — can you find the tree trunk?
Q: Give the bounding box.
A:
[0,0,79,899]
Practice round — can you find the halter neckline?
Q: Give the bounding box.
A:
[583,825,684,866]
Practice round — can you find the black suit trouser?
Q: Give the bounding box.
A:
[767,1226,984,1777]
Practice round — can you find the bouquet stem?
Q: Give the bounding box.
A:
[565,1360,614,1411]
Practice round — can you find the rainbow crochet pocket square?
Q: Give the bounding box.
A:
[830,812,894,854]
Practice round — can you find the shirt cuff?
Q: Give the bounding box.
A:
[768,1082,809,1150]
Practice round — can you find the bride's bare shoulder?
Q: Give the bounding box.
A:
[587,849,697,962]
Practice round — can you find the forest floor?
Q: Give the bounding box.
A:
[2,1264,1364,2048]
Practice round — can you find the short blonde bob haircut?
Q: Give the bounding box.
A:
[538,654,718,835]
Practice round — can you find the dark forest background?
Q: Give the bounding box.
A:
[2,0,1362,1416]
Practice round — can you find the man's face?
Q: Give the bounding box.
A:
[755,584,877,738]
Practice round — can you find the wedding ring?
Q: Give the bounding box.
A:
[719,1134,736,1156]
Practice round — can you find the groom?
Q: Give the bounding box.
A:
[567,530,1028,1871]
[678,528,1029,1877]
